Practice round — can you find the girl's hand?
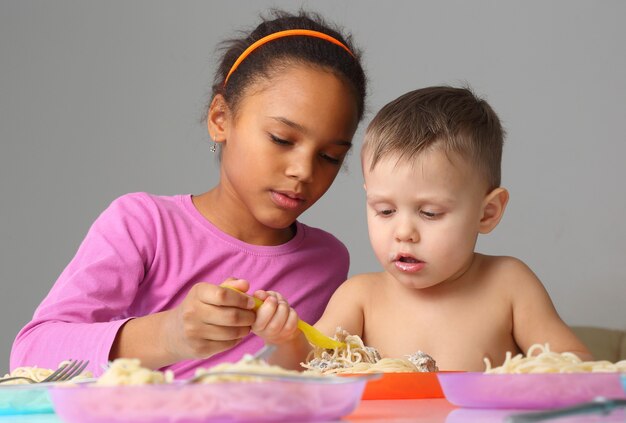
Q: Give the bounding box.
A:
[163,278,257,361]
[251,290,300,345]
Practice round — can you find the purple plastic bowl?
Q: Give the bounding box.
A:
[438,372,626,409]
[49,373,376,423]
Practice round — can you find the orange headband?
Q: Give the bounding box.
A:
[223,29,355,86]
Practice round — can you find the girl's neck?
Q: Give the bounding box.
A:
[192,189,295,246]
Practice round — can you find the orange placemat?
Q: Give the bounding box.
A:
[343,371,460,400]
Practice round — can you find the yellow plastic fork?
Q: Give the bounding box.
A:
[224,286,345,350]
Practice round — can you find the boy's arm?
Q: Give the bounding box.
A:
[248,290,308,371]
[313,275,367,339]
[265,275,368,370]
[509,258,592,360]
[265,332,313,370]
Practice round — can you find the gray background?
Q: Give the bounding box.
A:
[1,1,625,370]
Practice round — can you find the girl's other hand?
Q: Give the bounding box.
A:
[251,290,299,345]
[164,278,257,361]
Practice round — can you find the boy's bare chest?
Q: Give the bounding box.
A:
[362,292,519,371]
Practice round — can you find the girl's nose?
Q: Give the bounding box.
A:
[286,153,314,183]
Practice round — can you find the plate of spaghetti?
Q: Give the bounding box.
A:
[301,328,445,399]
[50,357,377,423]
[438,344,626,409]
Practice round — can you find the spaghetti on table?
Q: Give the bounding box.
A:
[302,327,438,374]
[88,328,439,386]
[1,361,92,385]
[2,326,439,387]
[96,358,173,386]
[193,354,324,382]
[484,343,626,374]
[95,356,322,386]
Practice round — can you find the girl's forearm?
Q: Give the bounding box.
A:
[109,311,176,370]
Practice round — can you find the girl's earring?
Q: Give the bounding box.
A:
[210,136,217,153]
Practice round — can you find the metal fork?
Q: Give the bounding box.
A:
[0,359,89,384]
[506,398,626,422]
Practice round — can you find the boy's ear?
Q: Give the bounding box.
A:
[207,94,230,144]
[479,187,509,234]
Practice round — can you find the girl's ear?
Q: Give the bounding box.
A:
[479,187,509,234]
[207,94,230,144]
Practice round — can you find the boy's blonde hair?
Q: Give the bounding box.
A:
[362,86,505,191]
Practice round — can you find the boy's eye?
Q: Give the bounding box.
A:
[420,210,440,219]
[376,209,395,217]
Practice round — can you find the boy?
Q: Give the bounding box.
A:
[252,86,591,371]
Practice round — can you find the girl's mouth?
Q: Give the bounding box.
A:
[270,190,304,210]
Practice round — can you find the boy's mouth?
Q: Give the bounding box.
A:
[390,253,423,263]
[399,256,418,263]
[390,253,426,273]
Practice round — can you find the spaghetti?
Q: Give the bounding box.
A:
[302,327,438,374]
[484,343,626,374]
[1,361,92,385]
[96,358,173,386]
[194,354,322,382]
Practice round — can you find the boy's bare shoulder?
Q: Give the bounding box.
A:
[476,254,546,296]
[335,271,388,298]
[345,271,386,282]
[478,254,537,278]
[344,271,388,286]
[319,271,388,336]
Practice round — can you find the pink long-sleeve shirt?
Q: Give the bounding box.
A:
[11,193,349,378]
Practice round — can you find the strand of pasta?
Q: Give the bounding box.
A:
[301,327,435,374]
[301,328,378,373]
[1,360,92,385]
[319,357,419,374]
[484,343,626,373]
[194,354,323,382]
[96,358,172,386]
[2,366,54,384]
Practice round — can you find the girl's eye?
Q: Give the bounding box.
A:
[270,133,343,165]
[320,153,342,165]
[269,134,292,146]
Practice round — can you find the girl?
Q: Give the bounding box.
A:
[10,9,367,378]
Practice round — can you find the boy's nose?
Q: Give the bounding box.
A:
[394,218,419,243]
